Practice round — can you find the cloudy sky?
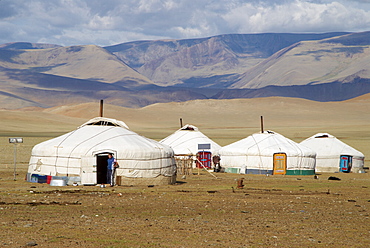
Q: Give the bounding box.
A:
[1,0,370,47]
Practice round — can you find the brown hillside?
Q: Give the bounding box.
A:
[344,92,370,102]
[0,45,153,85]
[232,34,370,89]
[106,32,348,88]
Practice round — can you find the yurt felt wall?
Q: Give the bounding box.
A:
[219,131,316,175]
[27,117,177,185]
[300,133,365,173]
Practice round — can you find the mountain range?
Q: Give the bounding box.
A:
[1,31,370,109]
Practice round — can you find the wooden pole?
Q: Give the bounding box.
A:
[180,118,183,128]
[13,144,17,181]
[100,99,104,117]
[260,116,264,133]
[196,157,218,179]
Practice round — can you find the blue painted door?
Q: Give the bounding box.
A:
[339,155,352,173]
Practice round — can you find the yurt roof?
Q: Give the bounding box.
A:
[79,117,129,129]
[160,124,221,155]
[300,133,364,158]
[220,130,316,157]
[32,117,173,159]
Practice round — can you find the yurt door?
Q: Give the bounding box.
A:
[339,155,352,173]
[273,153,287,175]
[96,154,109,184]
[196,151,212,168]
[81,156,97,185]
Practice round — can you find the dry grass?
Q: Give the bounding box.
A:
[0,164,369,247]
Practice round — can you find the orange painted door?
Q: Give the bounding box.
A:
[273,153,287,175]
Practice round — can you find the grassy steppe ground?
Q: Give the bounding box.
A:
[0,164,369,247]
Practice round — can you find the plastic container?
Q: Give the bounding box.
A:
[38,175,47,183]
[46,175,52,184]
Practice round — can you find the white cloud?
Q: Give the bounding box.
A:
[87,15,118,30]
[221,0,370,33]
[172,26,203,38]
[0,0,370,46]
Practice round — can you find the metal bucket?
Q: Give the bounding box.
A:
[50,179,67,186]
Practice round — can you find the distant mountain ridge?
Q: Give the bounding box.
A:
[105,32,349,87]
[1,31,370,109]
[231,32,370,89]
[0,42,61,50]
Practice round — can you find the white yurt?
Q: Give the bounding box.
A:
[300,133,365,173]
[27,117,177,186]
[219,130,316,175]
[160,124,221,169]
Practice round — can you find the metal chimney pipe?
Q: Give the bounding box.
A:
[260,116,264,133]
[180,118,183,128]
[100,99,104,117]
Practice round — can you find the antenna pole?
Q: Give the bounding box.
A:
[260,116,264,133]
[180,118,183,128]
[100,99,104,117]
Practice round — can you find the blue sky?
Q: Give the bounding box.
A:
[1,0,370,47]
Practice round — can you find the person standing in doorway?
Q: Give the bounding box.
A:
[107,153,118,187]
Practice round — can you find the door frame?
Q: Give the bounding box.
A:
[196,151,212,169]
[273,153,287,175]
[93,150,117,184]
[339,155,353,173]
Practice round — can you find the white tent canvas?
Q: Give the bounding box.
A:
[219,131,316,175]
[160,124,221,155]
[27,117,177,185]
[300,133,365,173]
[160,124,221,168]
